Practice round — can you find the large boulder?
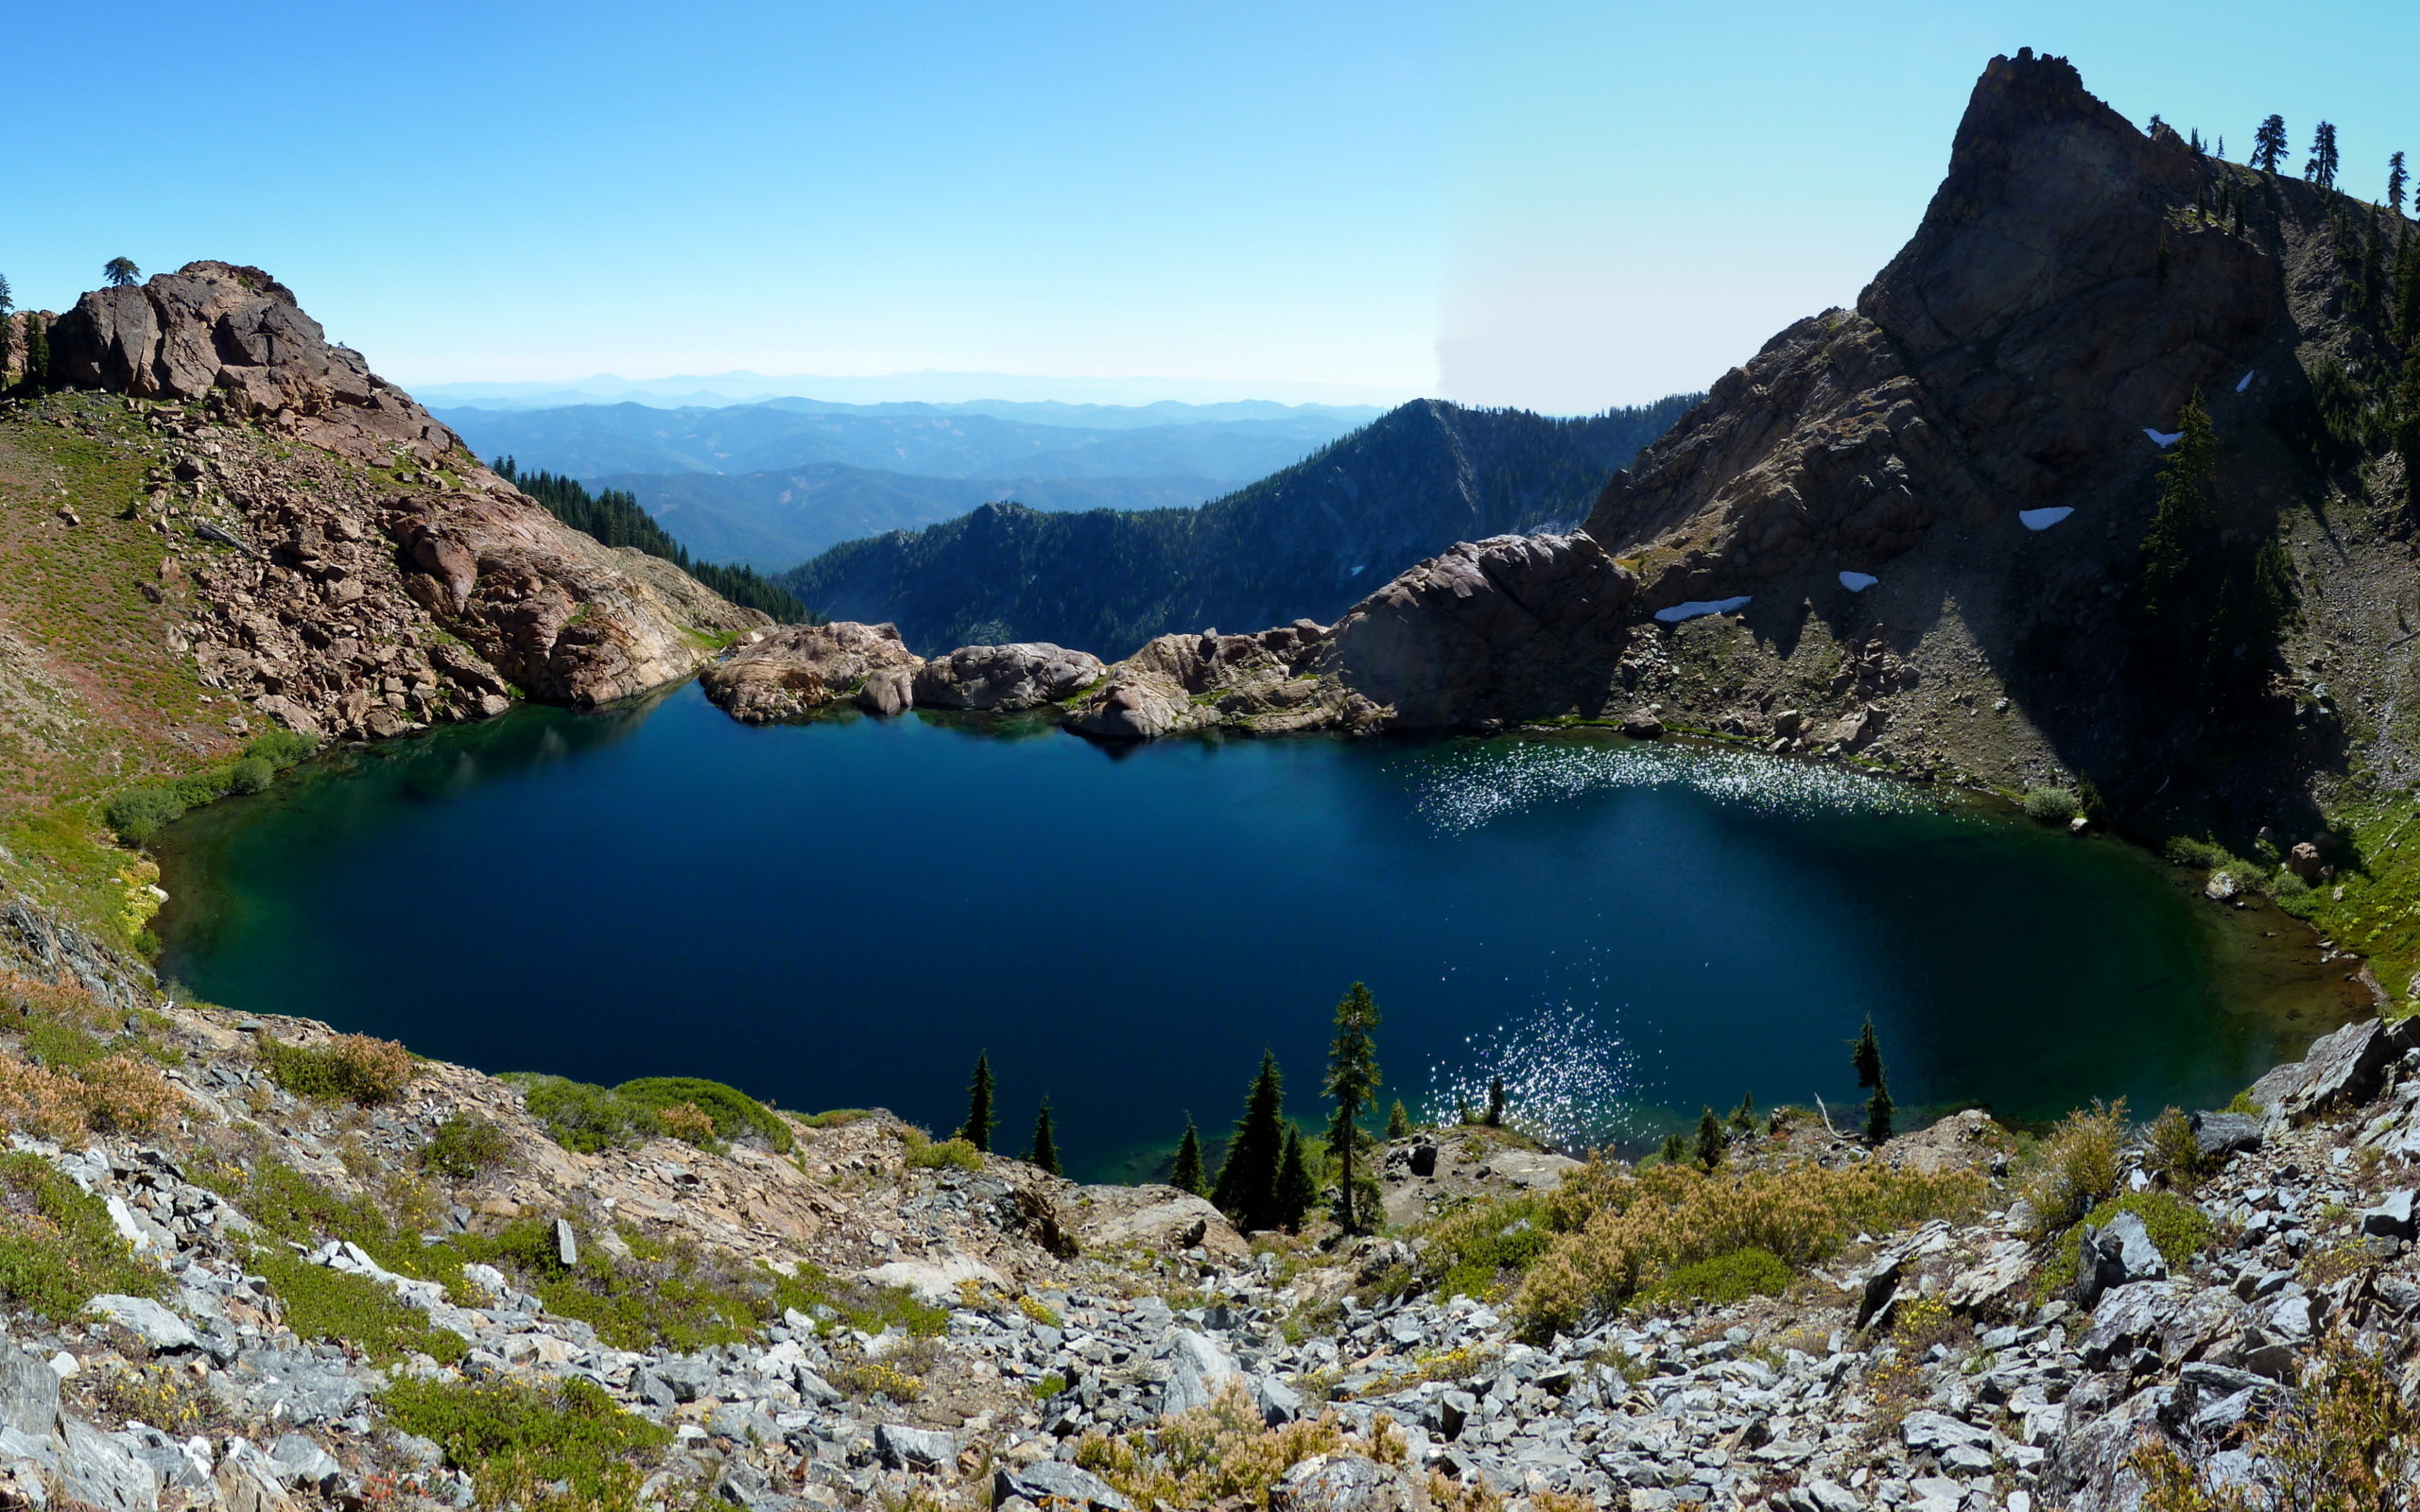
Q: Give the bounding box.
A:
[700,623,925,724]
[912,643,1104,712]
[1068,1184,1250,1263]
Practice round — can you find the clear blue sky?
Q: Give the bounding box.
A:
[7,1,2414,411]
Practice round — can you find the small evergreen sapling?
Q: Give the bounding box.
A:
[1728,1091,1756,1132]
[1851,1017,1893,1144]
[1386,1100,1409,1140]
[1027,1098,1059,1177]
[1169,1115,1204,1194]
[1484,1077,1506,1127]
[959,1051,996,1153]
[1866,1074,1895,1145]
[1273,1125,1314,1230]
[1695,1107,1723,1172]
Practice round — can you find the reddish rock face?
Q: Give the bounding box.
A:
[43,261,766,732]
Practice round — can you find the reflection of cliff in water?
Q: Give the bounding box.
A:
[151,684,681,956]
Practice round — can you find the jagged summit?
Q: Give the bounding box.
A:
[50,260,458,465]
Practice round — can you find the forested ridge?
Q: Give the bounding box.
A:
[777,396,1695,656]
[493,457,815,623]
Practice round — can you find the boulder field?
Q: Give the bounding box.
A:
[1,890,2418,1510]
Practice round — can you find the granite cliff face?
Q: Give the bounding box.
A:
[26,263,762,740]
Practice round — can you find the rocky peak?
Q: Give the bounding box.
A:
[48,260,457,464]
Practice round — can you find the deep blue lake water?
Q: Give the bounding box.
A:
[154,683,2361,1179]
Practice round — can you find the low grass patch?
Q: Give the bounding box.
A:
[0,1151,164,1320]
[379,1376,669,1512]
[252,1246,469,1364]
[1422,1194,1553,1303]
[1639,1246,1794,1310]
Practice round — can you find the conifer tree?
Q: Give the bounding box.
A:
[2136,392,2220,666]
[1866,1074,1895,1144]
[2254,114,2288,173]
[958,1051,996,1152]
[21,314,46,395]
[102,257,141,288]
[2217,135,2226,161]
[1211,1053,1287,1230]
[1323,982,1381,1233]
[1729,1090,1756,1132]
[2307,122,2340,190]
[1695,1107,1723,1172]
[1484,1077,1506,1127]
[1850,1018,1883,1093]
[1456,1097,1474,1125]
[1027,1098,1060,1176]
[1169,1114,1204,1195]
[1386,1100,1409,1140]
[1273,1125,1314,1230]
[2392,151,2410,217]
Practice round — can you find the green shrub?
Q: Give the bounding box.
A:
[2022,786,2081,824]
[2034,1190,2213,1296]
[253,1246,468,1364]
[506,1074,790,1155]
[1642,1246,1793,1308]
[1424,1194,1553,1302]
[245,728,318,767]
[506,1074,640,1153]
[2016,1101,2126,1238]
[614,1077,791,1152]
[904,1135,983,1173]
[2164,836,2233,869]
[378,1376,668,1512]
[0,1152,164,1320]
[102,787,187,845]
[26,1018,107,1072]
[421,1112,513,1179]
[259,1033,415,1104]
[2143,1106,2208,1191]
[799,1108,872,1129]
[226,757,274,796]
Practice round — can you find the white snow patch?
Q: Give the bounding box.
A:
[2236,369,2256,393]
[1653,595,1752,624]
[1838,572,1877,592]
[2019,507,2075,531]
[2145,428,2184,448]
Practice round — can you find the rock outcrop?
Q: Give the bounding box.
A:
[700,621,925,723]
[32,263,765,737]
[911,642,1104,713]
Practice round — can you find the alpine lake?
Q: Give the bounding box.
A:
[152,682,2367,1181]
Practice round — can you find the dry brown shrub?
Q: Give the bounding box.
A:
[2130,1330,2420,1510]
[0,972,112,1033]
[655,1102,716,1143]
[1075,1380,1409,1508]
[76,1056,182,1133]
[2017,1099,2128,1241]
[0,1056,89,1141]
[1512,1158,1983,1336]
[260,1033,415,1104]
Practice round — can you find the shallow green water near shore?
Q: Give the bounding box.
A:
[153,684,2363,1178]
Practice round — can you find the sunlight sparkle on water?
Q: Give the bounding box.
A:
[1424,998,1649,1152]
[1408,738,1927,837]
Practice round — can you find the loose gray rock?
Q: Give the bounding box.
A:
[85,1295,201,1353]
[2360,1190,2415,1242]
[1269,1452,1420,1512]
[1160,1330,1242,1416]
[2188,1110,2263,1160]
[994,1459,1133,1511]
[268,1433,343,1492]
[0,1341,61,1439]
[874,1422,955,1471]
[555,1217,579,1267]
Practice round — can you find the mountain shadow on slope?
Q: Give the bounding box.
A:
[777,396,1696,657]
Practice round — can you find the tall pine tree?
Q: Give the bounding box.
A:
[1323,982,1381,1233]
[1850,1018,1883,1093]
[20,313,46,395]
[1169,1114,1205,1195]
[1027,1097,1059,1176]
[1211,1053,1288,1230]
[2392,151,2410,217]
[958,1051,996,1152]
[2253,114,2289,174]
[2306,122,2341,189]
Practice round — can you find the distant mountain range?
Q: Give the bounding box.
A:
[414,370,1409,411]
[774,396,1698,658]
[595,465,1222,571]
[439,396,1387,571]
